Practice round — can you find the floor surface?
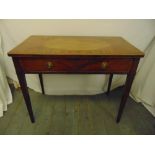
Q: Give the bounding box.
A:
[0,86,155,135]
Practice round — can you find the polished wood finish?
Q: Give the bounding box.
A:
[116,58,140,123]
[19,58,133,74]
[8,36,144,123]
[12,57,35,123]
[106,74,113,95]
[8,36,144,57]
[39,74,45,94]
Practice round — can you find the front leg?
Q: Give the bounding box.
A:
[116,59,139,123]
[13,58,35,123]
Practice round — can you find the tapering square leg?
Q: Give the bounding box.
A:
[116,59,139,123]
[13,58,35,123]
[106,74,113,95]
[39,73,45,94]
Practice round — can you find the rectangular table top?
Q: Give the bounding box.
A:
[8,36,144,58]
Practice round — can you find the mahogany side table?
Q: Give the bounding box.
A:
[8,36,144,123]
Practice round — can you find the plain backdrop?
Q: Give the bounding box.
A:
[0,19,155,95]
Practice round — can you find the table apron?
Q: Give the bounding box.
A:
[18,58,134,74]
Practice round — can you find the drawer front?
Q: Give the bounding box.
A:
[19,58,133,73]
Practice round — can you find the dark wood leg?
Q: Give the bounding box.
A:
[13,58,35,123]
[106,74,113,95]
[39,74,45,94]
[116,73,135,123]
[116,59,139,123]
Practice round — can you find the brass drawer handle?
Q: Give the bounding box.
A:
[101,62,108,69]
[47,62,53,69]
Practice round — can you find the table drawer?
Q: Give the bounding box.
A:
[19,58,133,73]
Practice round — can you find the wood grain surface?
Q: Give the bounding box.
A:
[8,35,144,123]
[8,36,144,57]
[19,57,133,73]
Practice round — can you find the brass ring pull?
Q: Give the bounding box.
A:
[101,62,108,69]
[47,62,53,69]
